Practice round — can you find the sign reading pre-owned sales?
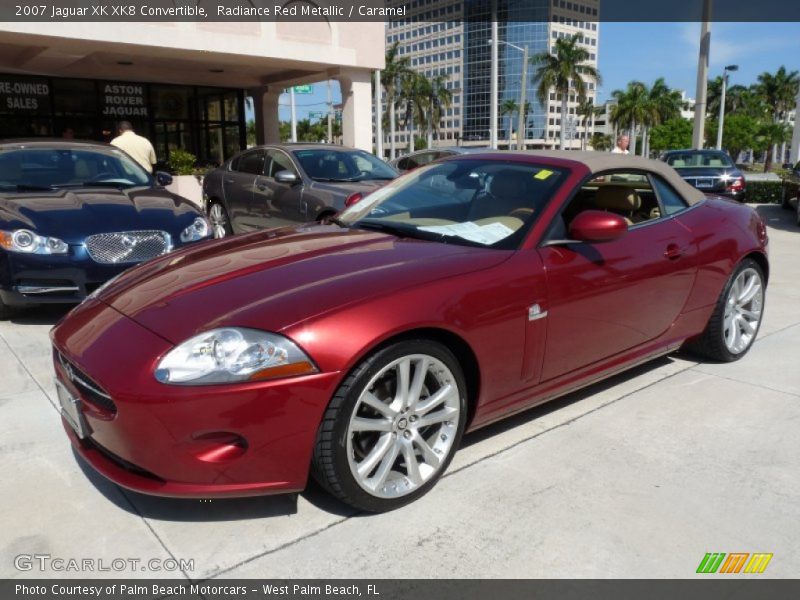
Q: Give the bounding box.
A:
[102,83,148,117]
[0,76,50,112]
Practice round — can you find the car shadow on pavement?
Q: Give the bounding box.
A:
[73,448,356,521]
[755,203,798,233]
[9,304,72,326]
[460,354,681,449]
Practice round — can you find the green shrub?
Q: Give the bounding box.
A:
[167,149,197,176]
[745,180,784,203]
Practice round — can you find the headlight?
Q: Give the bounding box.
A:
[0,229,68,254]
[154,328,318,385]
[180,217,210,242]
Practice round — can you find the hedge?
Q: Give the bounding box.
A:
[745,180,786,204]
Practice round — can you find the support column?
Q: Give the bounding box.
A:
[337,68,373,151]
[249,86,282,145]
[791,83,800,164]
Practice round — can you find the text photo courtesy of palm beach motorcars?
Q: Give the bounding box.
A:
[1,0,799,589]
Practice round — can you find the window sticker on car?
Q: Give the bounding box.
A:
[419,221,515,245]
[534,169,554,180]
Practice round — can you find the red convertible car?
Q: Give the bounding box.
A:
[51,151,768,512]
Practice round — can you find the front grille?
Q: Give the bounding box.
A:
[57,352,117,415]
[85,230,171,264]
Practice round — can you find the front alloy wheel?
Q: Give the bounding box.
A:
[208,202,232,239]
[313,340,466,512]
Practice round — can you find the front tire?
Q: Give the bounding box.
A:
[312,340,467,512]
[688,258,765,362]
[208,201,233,238]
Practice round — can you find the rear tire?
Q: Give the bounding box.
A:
[312,340,467,513]
[687,258,765,362]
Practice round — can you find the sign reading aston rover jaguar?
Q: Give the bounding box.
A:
[102,83,148,117]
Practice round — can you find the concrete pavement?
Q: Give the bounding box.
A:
[1,204,798,580]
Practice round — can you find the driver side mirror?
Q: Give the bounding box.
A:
[568,210,628,243]
[155,171,173,187]
[275,170,299,185]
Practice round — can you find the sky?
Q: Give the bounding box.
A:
[270,21,800,123]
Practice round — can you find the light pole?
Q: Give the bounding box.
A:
[716,64,738,151]
[488,38,529,150]
[692,0,713,149]
[489,0,498,149]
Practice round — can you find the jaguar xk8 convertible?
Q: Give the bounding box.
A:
[51,151,769,512]
[0,139,211,318]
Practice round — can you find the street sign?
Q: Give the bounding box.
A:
[288,85,313,94]
[308,111,326,119]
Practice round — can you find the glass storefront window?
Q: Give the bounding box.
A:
[152,86,190,120]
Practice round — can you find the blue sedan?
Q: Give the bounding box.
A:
[0,139,211,319]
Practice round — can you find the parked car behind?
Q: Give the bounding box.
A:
[780,160,800,225]
[202,144,398,238]
[0,139,211,319]
[661,149,746,201]
[389,147,488,173]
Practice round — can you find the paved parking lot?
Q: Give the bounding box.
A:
[1,204,798,580]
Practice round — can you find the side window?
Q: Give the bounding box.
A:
[237,151,265,175]
[267,150,296,178]
[574,171,658,225]
[650,175,689,216]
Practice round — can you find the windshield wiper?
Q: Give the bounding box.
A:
[311,176,358,182]
[80,181,135,188]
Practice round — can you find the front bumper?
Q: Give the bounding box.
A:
[51,299,341,497]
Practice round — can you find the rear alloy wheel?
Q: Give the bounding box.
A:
[689,258,765,361]
[208,202,233,238]
[312,340,467,512]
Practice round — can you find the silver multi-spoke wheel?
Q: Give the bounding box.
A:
[208,203,229,239]
[346,354,461,499]
[723,267,763,354]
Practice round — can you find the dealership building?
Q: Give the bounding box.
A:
[0,19,383,164]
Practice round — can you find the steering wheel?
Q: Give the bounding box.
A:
[509,207,534,220]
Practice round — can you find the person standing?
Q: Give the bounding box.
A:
[611,134,630,154]
[110,121,157,173]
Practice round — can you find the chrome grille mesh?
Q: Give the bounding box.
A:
[85,230,171,264]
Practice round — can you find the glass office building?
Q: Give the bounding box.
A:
[385,0,600,150]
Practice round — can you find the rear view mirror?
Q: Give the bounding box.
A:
[275,170,298,185]
[569,210,628,243]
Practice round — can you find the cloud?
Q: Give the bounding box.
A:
[680,22,800,70]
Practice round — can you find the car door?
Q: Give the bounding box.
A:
[248,149,306,229]
[537,171,698,382]
[222,149,265,233]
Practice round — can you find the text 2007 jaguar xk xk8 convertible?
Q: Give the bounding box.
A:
[51,151,768,512]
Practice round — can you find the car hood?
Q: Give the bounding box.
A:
[0,186,199,242]
[101,225,510,344]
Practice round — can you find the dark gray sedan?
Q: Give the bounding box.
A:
[202,144,398,237]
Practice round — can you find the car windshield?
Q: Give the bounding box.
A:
[0,147,151,191]
[337,159,568,249]
[293,148,397,182]
[664,152,734,169]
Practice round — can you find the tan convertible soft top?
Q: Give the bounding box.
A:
[470,150,707,206]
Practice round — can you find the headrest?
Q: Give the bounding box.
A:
[595,185,641,212]
[488,171,527,200]
[707,159,723,166]
[671,159,685,167]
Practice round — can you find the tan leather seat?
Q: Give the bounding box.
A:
[594,185,642,225]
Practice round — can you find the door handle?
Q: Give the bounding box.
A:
[664,244,684,260]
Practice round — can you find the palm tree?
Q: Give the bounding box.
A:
[381,42,412,160]
[757,121,792,172]
[399,71,429,153]
[641,78,682,157]
[610,81,648,155]
[500,99,518,148]
[530,33,601,150]
[757,67,800,164]
[424,74,452,147]
[575,97,596,151]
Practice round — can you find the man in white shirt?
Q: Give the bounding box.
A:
[110,121,157,173]
[611,134,630,154]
